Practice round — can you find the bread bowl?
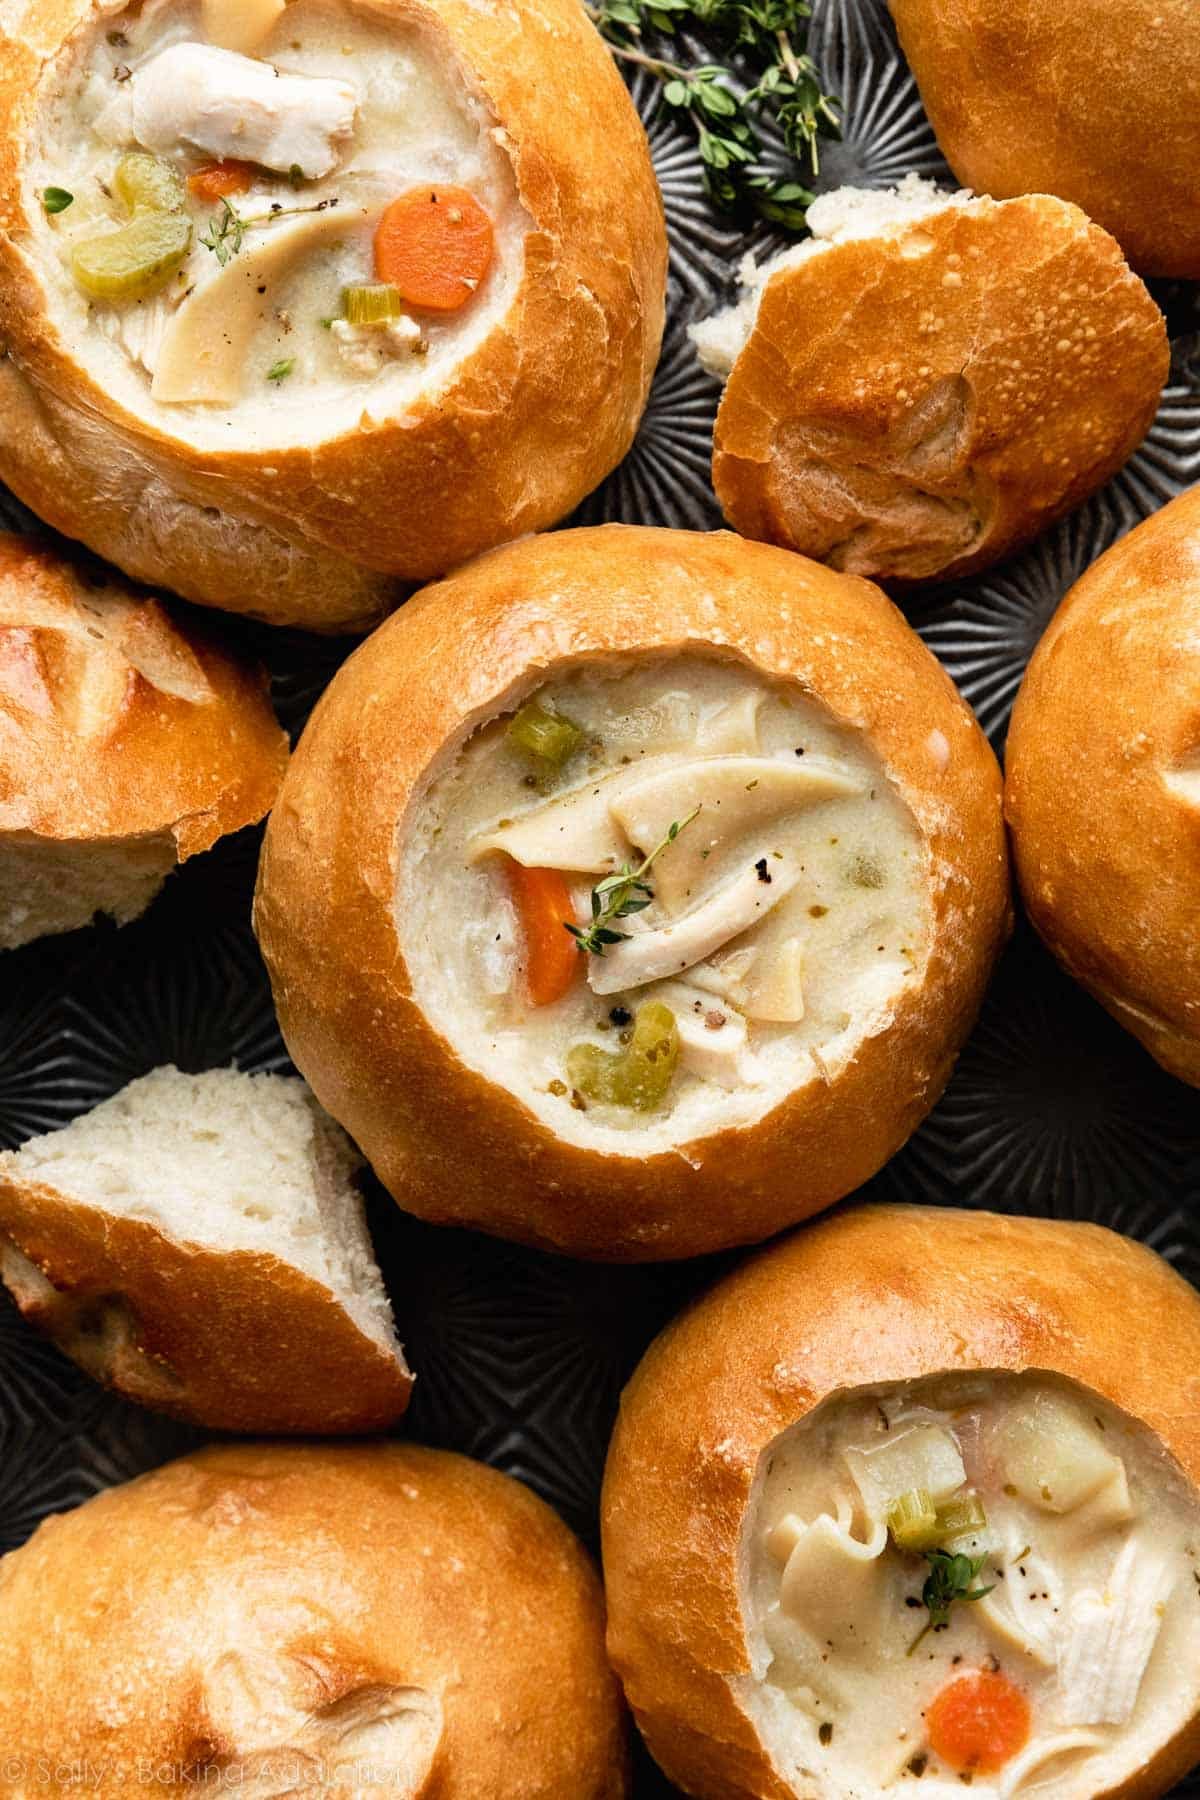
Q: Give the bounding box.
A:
[603,1204,1200,1799]
[0,1440,627,1797]
[0,1065,412,1431]
[0,532,286,950]
[691,178,1168,586]
[0,0,665,632]
[888,0,1200,280]
[254,525,1009,1260]
[1005,485,1200,1088]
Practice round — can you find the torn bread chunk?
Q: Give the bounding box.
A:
[692,176,1167,586]
[0,1065,411,1432]
[0,532,286,952]
[0,832,176,951]
[691,174,974,381]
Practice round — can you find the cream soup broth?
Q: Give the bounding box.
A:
[744,1371,1200,1799]
[398,655,932,1152]
[25,0,525,448]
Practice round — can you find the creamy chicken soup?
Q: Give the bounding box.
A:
[398,656,932,1152]
[743,1372,1200,1799]
[25,0,526,448]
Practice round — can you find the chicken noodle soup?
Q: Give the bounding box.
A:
[398,655,932,1152]
[25,0,526,446]
[744,1371,1200,1798]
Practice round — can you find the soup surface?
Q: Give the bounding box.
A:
[399,655,932,1153]
[24,0,526,448]
[744,1370,1200,1798]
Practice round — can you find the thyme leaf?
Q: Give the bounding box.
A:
[585,0,840,231]
[199,197,245,266]
[42,187,74,215]
[907,1549,995,1656]
[565,806,701,957]
[200,197,342,267]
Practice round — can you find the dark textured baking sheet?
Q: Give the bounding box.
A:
[1,3,1198,1793]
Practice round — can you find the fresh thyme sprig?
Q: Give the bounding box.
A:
[585,0,840,230]
[565,806,701,957]
[199,198,245,266]
[198,196,344,266]
[907,1549,995,1656]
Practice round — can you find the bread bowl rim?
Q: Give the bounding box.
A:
[600,1202,1200,1799]
[253,524,1010,1261]
[0,0,667,593]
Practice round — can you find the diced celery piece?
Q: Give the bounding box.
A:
[72,211,193,301]
[508,699,584,767]
[934,1491,988,1544]
[887,1488,941,1552]
[566,1001,679,1110]
[343,283,404,326]
[114,151,186,216]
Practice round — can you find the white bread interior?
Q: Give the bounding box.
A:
[0,531,288,940]
[0,831,176,951]
[691,175,972,379]
[0,1065,399,1359]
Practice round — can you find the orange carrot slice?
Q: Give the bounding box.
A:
[506,860,579,1008]
[373,186,494,313]
[927,1670,1031,1775]
[187,160,255,203]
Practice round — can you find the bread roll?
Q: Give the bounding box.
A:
[1006,486,1200,1087]
[0,1065,411,1432]
[603,1205,1200,1799]
[0,533,286,950]
[692,179,1168,586]
[889,0,1200,279]
[0,0,665,631]
[0,1442,627,1797]
[254,526,1009,1261]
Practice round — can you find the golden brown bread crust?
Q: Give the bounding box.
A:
[0,364,400,634]
[0,1442,629,1798]
[0,0,666,631]
[0,1175,413,1432]
[1005,486,1200,1087]
[601,1205,1200,1800]
[888,0,1200,279]
[254,526,1010,1261]
[0,531,287,851]
[711,195,1168,586]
